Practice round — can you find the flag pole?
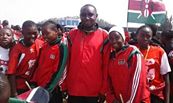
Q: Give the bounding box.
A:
[126,0,130,32]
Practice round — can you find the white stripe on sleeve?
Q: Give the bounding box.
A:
[127,54,142,103]
[160,52,171,75]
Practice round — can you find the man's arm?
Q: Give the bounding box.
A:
[163,73,170,103]
[8,75,17,97]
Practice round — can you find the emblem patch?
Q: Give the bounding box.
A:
[118,59,126,65]
[50,54,55,59]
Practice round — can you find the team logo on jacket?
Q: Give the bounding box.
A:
[30,48,35,53]
[118,59,126,65]
[145,58,155,65]
[50,54,55,59]
[28,59,36,69]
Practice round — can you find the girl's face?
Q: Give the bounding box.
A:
[136,27,152,49]
[109,31,124,51]
[0,28,13,48]
[42,24,59,43]
[22,26,38,46]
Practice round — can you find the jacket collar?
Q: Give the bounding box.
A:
[49,37,61,46]
[78,22,99,33]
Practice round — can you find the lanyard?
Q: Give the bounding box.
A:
[144,46,150,60]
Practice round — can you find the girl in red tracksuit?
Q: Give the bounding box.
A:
[31,21,66,103]
[103,26,150,103]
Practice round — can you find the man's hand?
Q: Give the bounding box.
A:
[62,91,68,99]
[113,99,120,103]
[98,93,105,103]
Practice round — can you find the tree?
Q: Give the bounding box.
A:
[160,16,173,31]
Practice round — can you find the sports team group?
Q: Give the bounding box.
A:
[0,4,173,103]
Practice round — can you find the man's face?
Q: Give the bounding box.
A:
[80,6,97,28]
[22,26,38,46]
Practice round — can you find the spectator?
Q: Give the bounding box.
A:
[0,27,14,74]
[136,25,171,103]
[160,30,173,103]
[2,20,9,28]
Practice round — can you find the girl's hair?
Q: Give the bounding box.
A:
[22,20,37,29]
[0,27,13,34]
[42,20,63,32]
[136,25,152,35]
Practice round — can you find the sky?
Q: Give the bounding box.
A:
[0,0,172,27]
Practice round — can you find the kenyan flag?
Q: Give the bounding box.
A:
[127,0,166,25]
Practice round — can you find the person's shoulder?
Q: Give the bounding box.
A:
[127,45,142,55]
[102,42,111,53]
[129,45,140,51]
[9,42,24,55]
[35,38,44,48]
[150,45,166,56]
[12,41,23,49]
[41,42,48,48]
[68,28,80,38]
[98,28,108,34]
[69,28,79,33]
[0,46,8,51]
[150,45,164,52]
[96,28,108,39]
[35,38,44,44]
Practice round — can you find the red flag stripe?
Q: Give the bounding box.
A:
[128,0,165,12]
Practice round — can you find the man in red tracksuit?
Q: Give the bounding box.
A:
[103,26,150,103]
[61,4,108,103]
[7,20,43,97]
